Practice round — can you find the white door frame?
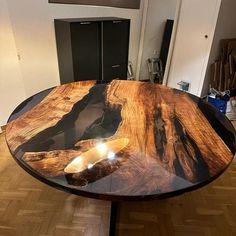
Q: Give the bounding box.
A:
[164,0,222,96]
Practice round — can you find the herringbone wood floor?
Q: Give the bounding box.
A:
[1,127,236,236]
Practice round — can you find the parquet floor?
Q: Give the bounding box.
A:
[1,128,236,236]
[0,131,110,236]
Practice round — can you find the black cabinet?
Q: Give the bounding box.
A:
[103,20,130,81]
[71,21,102,81]
[54,17,130,84]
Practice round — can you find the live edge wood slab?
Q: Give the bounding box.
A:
[5,80,236,201]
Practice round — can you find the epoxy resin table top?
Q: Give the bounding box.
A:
[5,80,236,201]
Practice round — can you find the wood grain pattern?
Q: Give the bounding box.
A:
[5,80,235,200]
[6,81,96,152]
[106,81,233,172]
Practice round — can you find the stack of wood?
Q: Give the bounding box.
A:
[210,39,236,91]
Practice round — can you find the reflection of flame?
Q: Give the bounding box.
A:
[64,138,129,174]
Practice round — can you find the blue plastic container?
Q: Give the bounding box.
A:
[207,96,227,114]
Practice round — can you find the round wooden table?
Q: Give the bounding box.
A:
[6,80,236,235]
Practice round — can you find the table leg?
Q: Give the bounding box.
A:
[109,201,120,236]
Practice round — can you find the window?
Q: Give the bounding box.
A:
[48,0,140,9]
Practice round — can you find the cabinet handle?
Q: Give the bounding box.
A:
[112,64,121,68]
[80,22,91,25]
[113,20,122,24]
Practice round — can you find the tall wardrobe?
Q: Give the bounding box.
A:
[54,17,130,84]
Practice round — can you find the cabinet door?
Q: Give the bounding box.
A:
[71,21,102,81]
[103,20,130,76]
[103,64,127,81]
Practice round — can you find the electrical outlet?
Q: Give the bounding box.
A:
[177,81,190,92]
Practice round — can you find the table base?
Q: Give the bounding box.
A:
[109,202,120,236]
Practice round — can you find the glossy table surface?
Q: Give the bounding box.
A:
[5,80,236,201]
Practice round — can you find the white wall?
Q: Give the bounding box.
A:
[6,0,144,97]
[202,0,236,95]
[139,0,177,81]
[0,0,26,126]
